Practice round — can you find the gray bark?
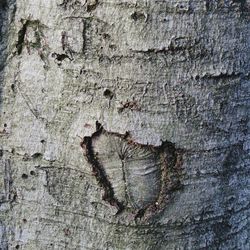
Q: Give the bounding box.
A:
[0,0,250,249]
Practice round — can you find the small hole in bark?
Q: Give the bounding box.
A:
[52,52,71,62]
[40,139,45,143]
[102,33,110,39]
[11,84,15,91]
[4,123,7,127]
[103,89,114,99]
[15,245,20,249]
[23,218,27,223]
[23,153,29,161]
[22,173,28,179]
[30,171,36,176]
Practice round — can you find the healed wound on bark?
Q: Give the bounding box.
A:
[81,122,184,219]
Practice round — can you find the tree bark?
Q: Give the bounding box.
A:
[0,0,250,249]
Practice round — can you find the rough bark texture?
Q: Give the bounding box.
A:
[0,0,250,249]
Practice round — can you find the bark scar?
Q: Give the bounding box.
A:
[81,121,184,220]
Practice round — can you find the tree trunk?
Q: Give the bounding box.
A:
[1,0,249,249]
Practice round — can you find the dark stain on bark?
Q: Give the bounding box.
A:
[16,20,28,55]
[0,0,15,116]
[52,52,73,65]
[82,19,87,55]
[196,72,242,80]
[131,11,146,22]
[61,31,68,51]
[118,100,141,113]
[103,89,114,99]
[86,0,99,12]
[21,173,28,179]
[175,3,190,13]
[58,0,68,9]
[0,0,7,9]
[31,152,43,159]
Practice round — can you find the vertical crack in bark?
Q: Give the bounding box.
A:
[82,19,87,55]
[0,0,16,112]
[120,160,130,207]
[16,20,28,55]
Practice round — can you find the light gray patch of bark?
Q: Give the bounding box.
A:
[0,0,249,249]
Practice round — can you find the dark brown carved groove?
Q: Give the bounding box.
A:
[81,122,124,214]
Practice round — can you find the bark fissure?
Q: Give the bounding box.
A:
[16,20,28,55]
[120,160,130,208]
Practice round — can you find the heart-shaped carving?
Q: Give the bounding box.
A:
[81,122,183,220]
